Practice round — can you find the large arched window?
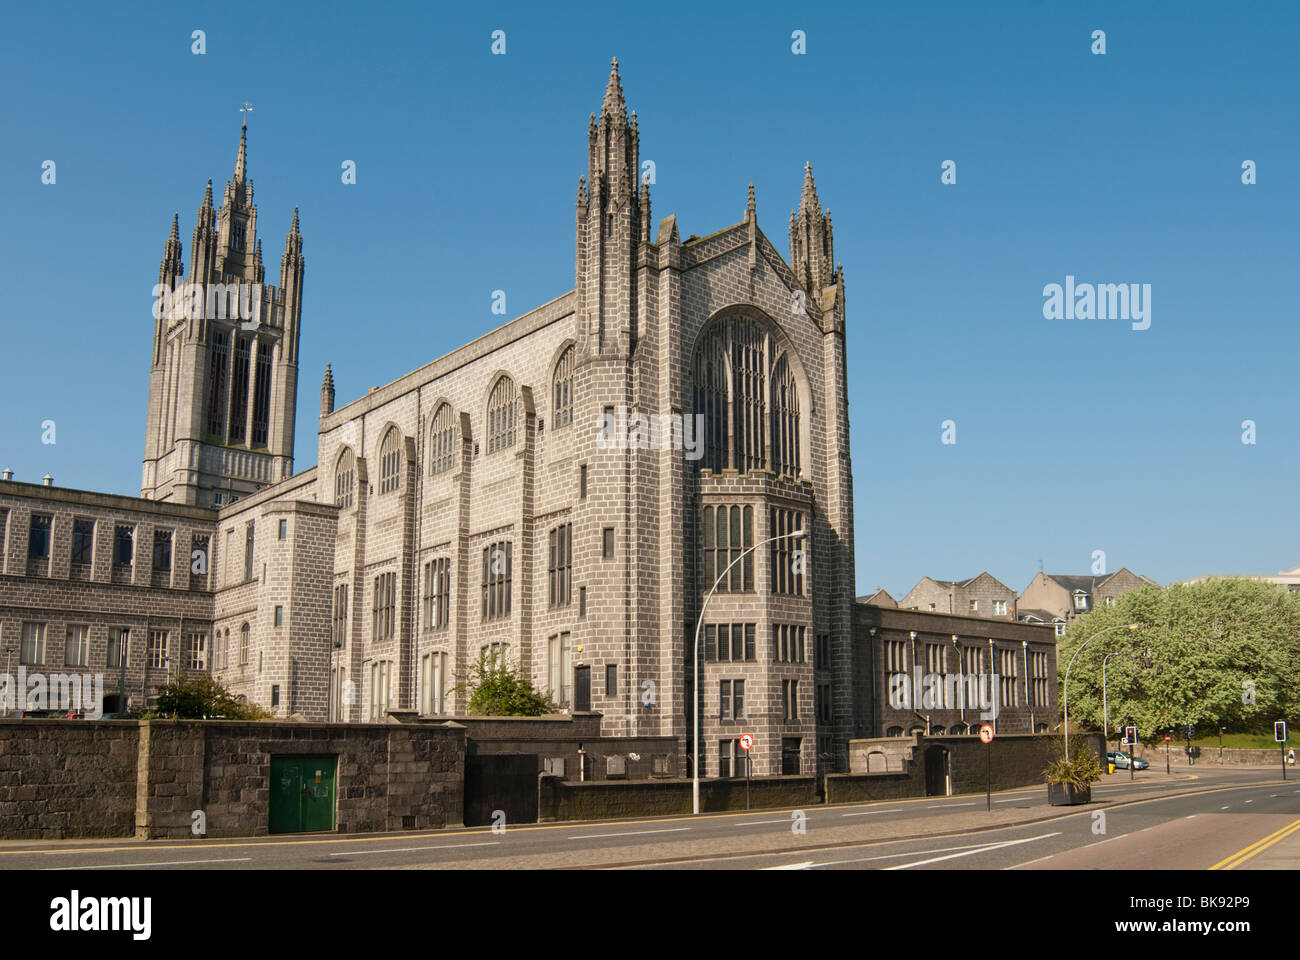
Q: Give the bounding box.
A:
[693,313,801,475]
[428,405,456,476]
[379,428,402,494]
[552,346,574,429]
[487,376,518,453]
[334,447,355,508]
[771,354,801,477]
[239,622,250,666]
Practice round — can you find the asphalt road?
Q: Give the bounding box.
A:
[0,766,1292,870]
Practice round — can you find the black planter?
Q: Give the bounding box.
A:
[1047,782,1092,806]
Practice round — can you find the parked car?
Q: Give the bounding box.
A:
[1107,750,1149,770]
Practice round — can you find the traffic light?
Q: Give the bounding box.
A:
[1125,725,1137,744]
[1187,723,1196,740]
[1277,721,1289,743]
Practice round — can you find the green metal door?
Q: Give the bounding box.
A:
[269,756,337,834]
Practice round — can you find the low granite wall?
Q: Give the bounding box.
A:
[538,774,817,821]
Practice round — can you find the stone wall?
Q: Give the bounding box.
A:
[0,718,465,840]
[825,733,1105,804]
[538,773,817,822]
[0,720,139,838]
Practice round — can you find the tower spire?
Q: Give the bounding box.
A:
[790,162,835,298]
[602,57,626,121]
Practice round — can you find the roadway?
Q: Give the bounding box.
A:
[0,766,1291,870]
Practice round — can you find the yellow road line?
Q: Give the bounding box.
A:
[1208,817,1300,871]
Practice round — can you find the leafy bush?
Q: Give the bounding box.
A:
[147,673,270,720]
[450,648,559,717]
[1044,744,1104,788]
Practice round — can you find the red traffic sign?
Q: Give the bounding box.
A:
[1165,734,1171,743]
[1120,737,1129,747]
[739,734,754,751]
[979,724,994,744]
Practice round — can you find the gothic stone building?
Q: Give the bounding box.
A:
[1,62,862,777]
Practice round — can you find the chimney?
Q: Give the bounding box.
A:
[1,468,11,481]
[42,474,53,486]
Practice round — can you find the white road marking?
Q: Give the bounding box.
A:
[330,841,499,857]
[927,802,978,808]
[995,797,1032,803]
[841,809,901,817]
[885,832,1060,870]
[1245,800,1253,804]
[1221,806,1230,810]
[45,857,253,870]
[569,827,691,840]
[761,861,817,870]
[737,819,795,826]
[764,837,1049,871]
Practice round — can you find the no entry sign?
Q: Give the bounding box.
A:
[739,734,753,751]
[979,724,994,744]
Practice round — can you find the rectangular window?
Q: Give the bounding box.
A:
[579,586,586,617]
[580,464,588,499]
[719,739,733,779]
[769,508,804,596]
[993,599,1008,616]
[28,514,52,559]
[153,529,173,571]
[21,622,46,665]
[370,660,392,721]
[271,684,280,707]
[702,505,754,593]
[719,680,731,721]
[64,625,89,667]
[816,633,830,669]
[549,523,572,608]
[602,527,614,559]
[734,679,744,718]
[548,632,573,707]
[148,630,169,669]
[278,519,287,540]
[482,541,512,620]
[373,572,396,641]
[926,643,943,674]
[107,627,129,668]
[274,605,283,627]
[817,681,832,723]
[244,522,255,581]
[605,663,617,698]
[886,640,906,673]
[705,623,756,662]
[423,558,450,629]
[333,583,349,648]
[969,599,978,612]
[186,633,207,671]
[782,679,799,721]
[71,519,94,565]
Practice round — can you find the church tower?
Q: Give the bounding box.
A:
[141,114,304,506]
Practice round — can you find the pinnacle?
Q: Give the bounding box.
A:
[290,207,300,234]
[602,56,626,119]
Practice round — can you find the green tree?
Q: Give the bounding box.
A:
[450,648,559,717]
[1059,579,1300,741]
[149,672,270,719]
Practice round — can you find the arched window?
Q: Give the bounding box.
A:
[379,428,401,494]
[428,405,456,476]
[552,346,574,429]
[334,447,355,508]
[487,376,518,454]
[693,313,801,476]
[886,726,904,738]
[239,623,250,666]
[771,354,801,477]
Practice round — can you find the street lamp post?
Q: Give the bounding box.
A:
[1064,623,1139,756]
[692,527,807,815]
[1102,651,1119,746]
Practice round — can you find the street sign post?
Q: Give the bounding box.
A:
[1277,721,1289,781]
[979,723,994,811]
[739,734,753,808]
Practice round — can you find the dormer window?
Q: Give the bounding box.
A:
[1073,591,1088,611]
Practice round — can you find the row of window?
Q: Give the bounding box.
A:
[716,678,802,722]
[702,505,806,596]
[17,623,203,670]
[20,514,209,573]
[699,623,809,664]
[205,330,272,447]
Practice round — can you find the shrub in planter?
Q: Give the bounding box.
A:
[1044,744,1103,805]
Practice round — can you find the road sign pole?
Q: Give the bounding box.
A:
[1166,734,1170,775]
[978,723,994,810]
[1283,744,1287,782]
[746,753,751,810]
[1130,740,1134,781]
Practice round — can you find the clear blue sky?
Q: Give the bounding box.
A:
[2,1,1297,598]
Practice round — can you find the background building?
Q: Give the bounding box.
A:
[899,572,1016,619]
[1018,569,1157,635]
